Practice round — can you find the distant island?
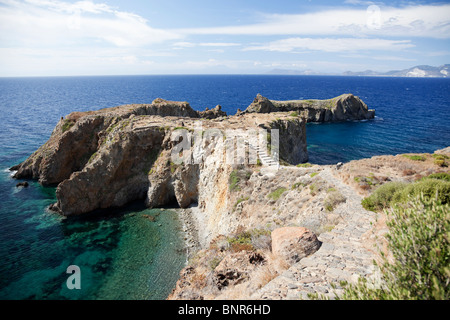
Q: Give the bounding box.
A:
[267,64,450,78]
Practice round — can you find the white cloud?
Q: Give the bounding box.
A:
[243,37,414,53]
[172,41,240,49]
[0,0,181,47]
[371,55,416,61]
[198,42,240,47]
[178,4,450,39]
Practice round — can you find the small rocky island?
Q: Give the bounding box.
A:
[20,93,446,300]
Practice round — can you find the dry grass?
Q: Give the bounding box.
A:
[337,153,450,195]
[215,250,290,299]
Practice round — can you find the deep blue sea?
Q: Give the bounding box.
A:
[0,75,449,299]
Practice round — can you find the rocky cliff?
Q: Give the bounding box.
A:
[11,93,376,217]
[244,93,375,122]
[12,96,314,216]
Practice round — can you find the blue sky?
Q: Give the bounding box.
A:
[0,0,449,76]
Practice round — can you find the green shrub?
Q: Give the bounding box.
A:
[310,172,318,178]
[362,179,450,211]
[324,191,346,211]
[361,182,408,211]
[397,179,450,205]
[433,154,448,167]
[296,163,312,168]
[432,153,449,160]
[435,159,448,167]
[267,187,287,201]
[291,182,305,190]
[290,111,299,117]
[227,228,271,252]
[229,169,252,192]
[61,119,75,133]
[422,173,450,182]
[233,196,249,211]
[402,154,426,161]
[309,183,318,196]
[340,195,450,300]
[229,170,241,192]
[209,257,222,270]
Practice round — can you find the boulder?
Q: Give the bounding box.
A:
[271,227,321,264]
[245,94,277,113]
[198,105,227,119]
[16,181,29,188]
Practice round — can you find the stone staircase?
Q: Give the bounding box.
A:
[245,138,279,169]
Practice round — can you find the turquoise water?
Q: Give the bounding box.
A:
[0,168,186,300]
[0,75,448,299]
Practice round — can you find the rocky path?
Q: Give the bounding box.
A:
[252,166,381,300]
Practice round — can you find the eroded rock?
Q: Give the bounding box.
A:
[271,227,322,265]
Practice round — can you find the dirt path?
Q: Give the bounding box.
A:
[252,166,382,299]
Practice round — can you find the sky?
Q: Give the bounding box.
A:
[0,0,449,76]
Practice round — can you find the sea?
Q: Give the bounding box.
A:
[0,75,449,300]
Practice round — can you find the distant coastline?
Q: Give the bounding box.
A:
[266,64,450,78]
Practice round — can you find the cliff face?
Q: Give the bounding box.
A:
[11,93,373,217]
[12,99,201,185]
[244,94,375,122]
[12,97,312,216]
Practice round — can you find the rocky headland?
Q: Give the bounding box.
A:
[15,93,445,300]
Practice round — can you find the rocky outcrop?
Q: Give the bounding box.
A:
[244,93,375,122]
[269,118,308,164]
[11,97,312,216]
[198,105,227,119]
[435,146,450,155]
[12,99,200,185]
[54,123,166,215]
[12,115,107,185]
[271,227,321,265]
[10,93,373,217]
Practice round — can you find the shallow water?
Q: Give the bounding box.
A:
[0,171,186,300]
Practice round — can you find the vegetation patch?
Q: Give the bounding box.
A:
[296,163,312,168]
[432,154,449,167]
[309,183,318,196]
[340,195,449,300]
[87,152,98,164]
[229,169,252,192]
[310,172,319,178]
[362,175,450,212]
[267,187,287,201]
[61,119,75,133]
[226,228,272,252]
[173,126,189,131]
[422,173,450,182]
[233,196,250,211]
[354,174,384,191]
[402,154,426,161]
[324,190,346,211]
[433,153,449,159]
[291,182,306,190]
